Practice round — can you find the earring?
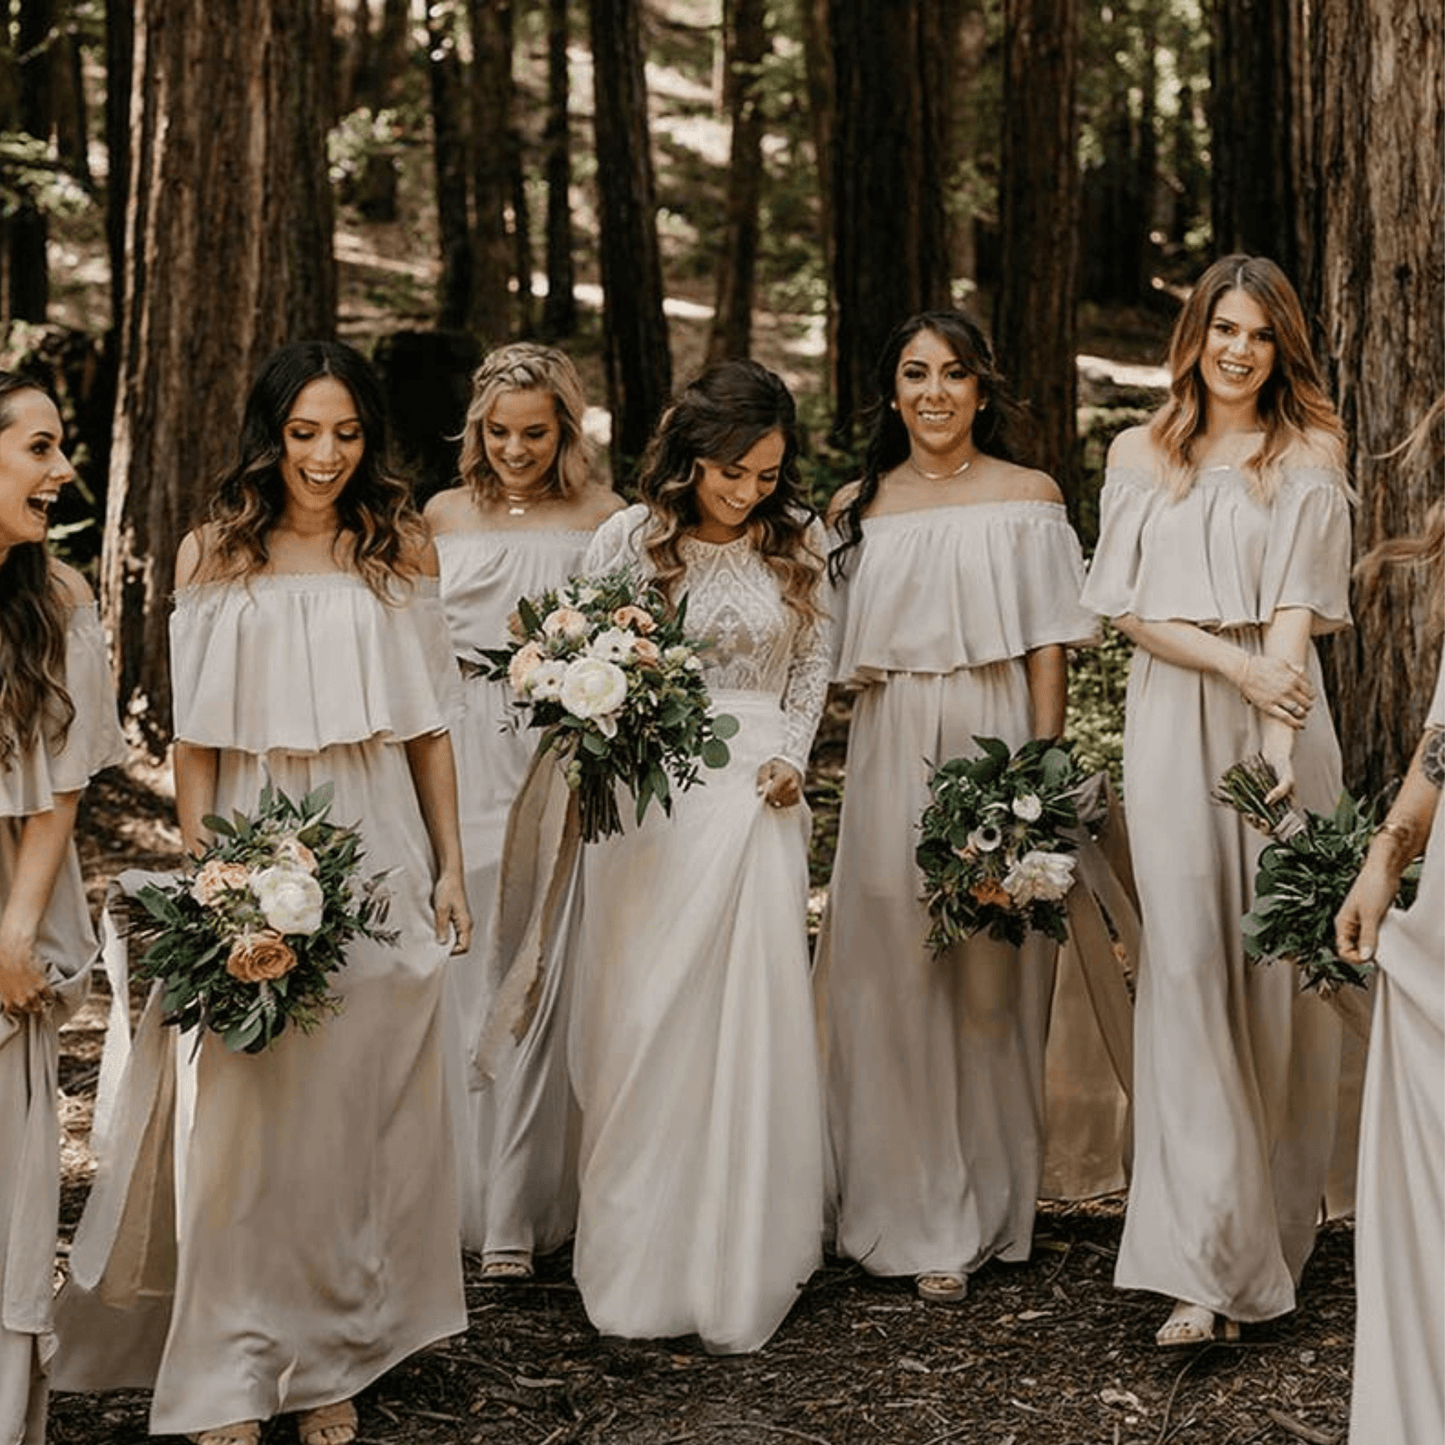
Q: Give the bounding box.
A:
[890,400,900,411]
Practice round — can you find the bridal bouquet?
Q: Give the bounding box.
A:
[1213,755,1420,993]
[916,736,1087,952]
[479,566,738,842]
[132,782,396,1053]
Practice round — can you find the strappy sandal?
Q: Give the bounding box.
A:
[296,1399,357,1445]
[481,1248,535,1283]
[189,1425,261,1445]
[1155,1300,1241,1348]
[915,1271,967,1303]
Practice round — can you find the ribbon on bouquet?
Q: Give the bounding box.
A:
[471,747,582,1085]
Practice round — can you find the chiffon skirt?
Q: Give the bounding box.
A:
[444,672,577,1258]
[1115,635,1347,1320]
[1349,791,1444,1443]
[54,741,466,1435]
[814,662,1061,1282]
[568,691,825,1353]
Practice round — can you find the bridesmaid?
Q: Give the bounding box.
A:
[56,342,471,1445]
[813,310,1097,1303]
[424,342,620,1277]
[569,359,830,1352]
[1335,489,1443,1445]
[0,374,124,1445]
[1081,254,1353,1347]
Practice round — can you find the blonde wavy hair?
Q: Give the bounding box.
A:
[635,360,823,625]
[1151,254,1347,501]
[457,343,591,503]
[0,375,74,764]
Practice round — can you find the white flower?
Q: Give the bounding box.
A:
[589,627,637,664]
[559,656,628,722]
[528,660,568,700]
[251,865,326,936]
[571,585,600,606]
[1011,792,1043,822]
[542,606,589,642]
[967,825,1003,853]
[1002,850,1076,905]
[663,645,692,666]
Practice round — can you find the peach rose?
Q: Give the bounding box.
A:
[225,930,299,983]
[191,860,254,908]
[611,605,657,635]
[508,641,545,692]
[541,606,589,642]
[631,636,661,666]
[969,877,1013,909]
[274,836,319,874]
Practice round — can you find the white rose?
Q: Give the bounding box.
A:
[251,865,326,936]
[528,659,569,701]
[542,606,589,642]
[1011,792,1043,822]
[1002,850,1076,905]
[589,627,636,664]
[559,656,628,722]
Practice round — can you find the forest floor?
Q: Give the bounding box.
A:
[48,749,1357,1445]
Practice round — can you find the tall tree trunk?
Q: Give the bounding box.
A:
[1210,0,1300,275]
[994,0,1080,501]
[1303,0,1445,797]
[10,0,53,322]
[102,0,336,747]
[468,0,515,343]
[104,0,133,338]
[706,0,767,363]
[52,7,91,188]
[428,1,474,330]
[799,0,836,410]
[541,0,576,338]
[589,0,670,480]
[826,0,951,445]
[375,0,411,107]
[509,117,534,335]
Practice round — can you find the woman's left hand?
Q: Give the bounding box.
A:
[756,759,803,810]
[432,870,473,955]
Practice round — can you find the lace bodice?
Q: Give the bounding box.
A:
[584,505,832,772]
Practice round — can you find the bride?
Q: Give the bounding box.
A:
[566,359,830,1352]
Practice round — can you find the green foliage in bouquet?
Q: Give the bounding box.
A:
[479,566,739,842]
[1213,755,1420,993]
[916,736,1088,952]
[133,782,396,1053]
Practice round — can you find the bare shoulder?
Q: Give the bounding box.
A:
[1284,429,1346,473]
[997,462,1063,505]
[1106,424,1156,470]
[826,479,863,526]
[174,525,219,589]
[402,533,441,579]
[49,557,94,605]
[580,484,628,527]
[423,485,473,534]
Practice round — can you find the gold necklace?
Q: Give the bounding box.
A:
[503,491,530,516]
[909,454,974,482]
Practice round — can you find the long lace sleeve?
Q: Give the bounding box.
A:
[776,605,832,776]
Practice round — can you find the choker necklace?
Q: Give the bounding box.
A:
[909,454,974,482]
[504,492,530,516]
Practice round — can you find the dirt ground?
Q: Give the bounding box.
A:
[44,761,1357,1445]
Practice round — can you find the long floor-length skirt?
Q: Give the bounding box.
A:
[815,661,1059,1280]
[1115,639,1345,1320]
[56,743,466,1435]
[569,691,825,1353]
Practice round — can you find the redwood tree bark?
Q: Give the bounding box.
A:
[1302,0,1445,796]
[102,0,336,746]
[706,0,768,363]
[428,1,474,330]
[541,0,577,338]
[994,0,1080,500]
[826,0,951,445]
[589,0,671,479]
[468,0,516,343]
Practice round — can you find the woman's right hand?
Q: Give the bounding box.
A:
[0,932,52,1017]
[1235,653,1315,728]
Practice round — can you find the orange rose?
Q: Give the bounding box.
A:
[225,930,299,983]
[631,636,661,666]
[192,860,254,907]
[611,604,657,635]
[969,877,1013,909]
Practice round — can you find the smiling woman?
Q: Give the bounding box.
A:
[0,388,75,553]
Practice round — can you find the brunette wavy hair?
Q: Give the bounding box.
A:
[829,309,1030,581]
[636,359,823,622]
[1151,253,1347,500]
[197,340,425,597]
[0,374,74,765]
[457,342,592,502]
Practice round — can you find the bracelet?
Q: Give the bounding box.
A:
[1372,818,1416,857]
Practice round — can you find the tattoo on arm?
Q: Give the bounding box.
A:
[1422,725,1445,790]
